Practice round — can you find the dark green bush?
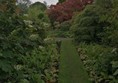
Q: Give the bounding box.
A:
[78,43,118,83]
[71,0,118,47]
[72,0,118,83]
[59,21,71,31]
[71,5,104,43]
[0,1,57,83]
[53,21,71,38]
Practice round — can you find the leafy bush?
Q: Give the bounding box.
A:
[27,2,50,31]
[50,21,72,38]
[72,0,118,82]
[71,4,107,43]
[71,0,118,47]
[0,1,58,83]
[59,21,71,31]
[78,43,118,83]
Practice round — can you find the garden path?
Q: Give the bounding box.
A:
[58,39,91,83]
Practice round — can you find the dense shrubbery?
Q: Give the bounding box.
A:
[72,0,118,82]
[48,21,72,38]
[27,2,50,30]
[59,21,71,31]
[78,43,118,83]
[72,0,118,47]
[71,5,102,43]
[0,1,59,83]
[55,21,71,37]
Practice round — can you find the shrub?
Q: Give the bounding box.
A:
[71,0,118,47]
[59,21,71,31]
[78,43,118,83]
[0,1,58,82]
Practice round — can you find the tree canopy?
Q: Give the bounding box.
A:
[47,0,93,23]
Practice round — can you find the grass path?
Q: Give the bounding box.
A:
[58,39,91,83]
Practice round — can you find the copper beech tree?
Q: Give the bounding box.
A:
[47,0,93,23]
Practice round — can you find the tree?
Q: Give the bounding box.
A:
[71,0,118,47]
[47,0,93,23]
[29,2,47,11]
[17,0,31,13]
[27,2,50,30]
[58,0,66,3]
[17,0,31,6]
[28,2,48,21]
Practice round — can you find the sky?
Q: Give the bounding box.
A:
[30,0,58,5]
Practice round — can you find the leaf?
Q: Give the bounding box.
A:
[0,60,13,73]
[2,50,14,58]
[111,61,118,68]
[31,74,43,83]
[113,69,118,76]
[19,79,30,83]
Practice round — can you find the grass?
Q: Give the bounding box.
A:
[58,39,91,83]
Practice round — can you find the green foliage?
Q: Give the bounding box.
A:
[59,0,66,3]
[95,0,113,8]
[72,0,118,47]
[53,21,71,37]
[55,31,70,38]
[17,0,31,13]
[0,1,58,83]
[71,4,106,43]
[0,10,42,83]
[48,30,71,38]
[72,0,118,82]
[30,2,47,11]
[27,2,50,30]
[59,21,71,31]
[78,43,118,83]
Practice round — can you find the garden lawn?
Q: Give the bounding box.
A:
[59,39,91,83]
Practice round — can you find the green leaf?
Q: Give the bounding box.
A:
[111,61,118,68]
[19,79,30,83]
[113,69,118,76]
[0,60,13,73]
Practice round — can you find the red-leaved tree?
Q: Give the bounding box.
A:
[47,0,93,23]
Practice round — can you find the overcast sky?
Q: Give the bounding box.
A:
[30,0,58,5]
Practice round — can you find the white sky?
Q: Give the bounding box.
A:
[30,0,58,5]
